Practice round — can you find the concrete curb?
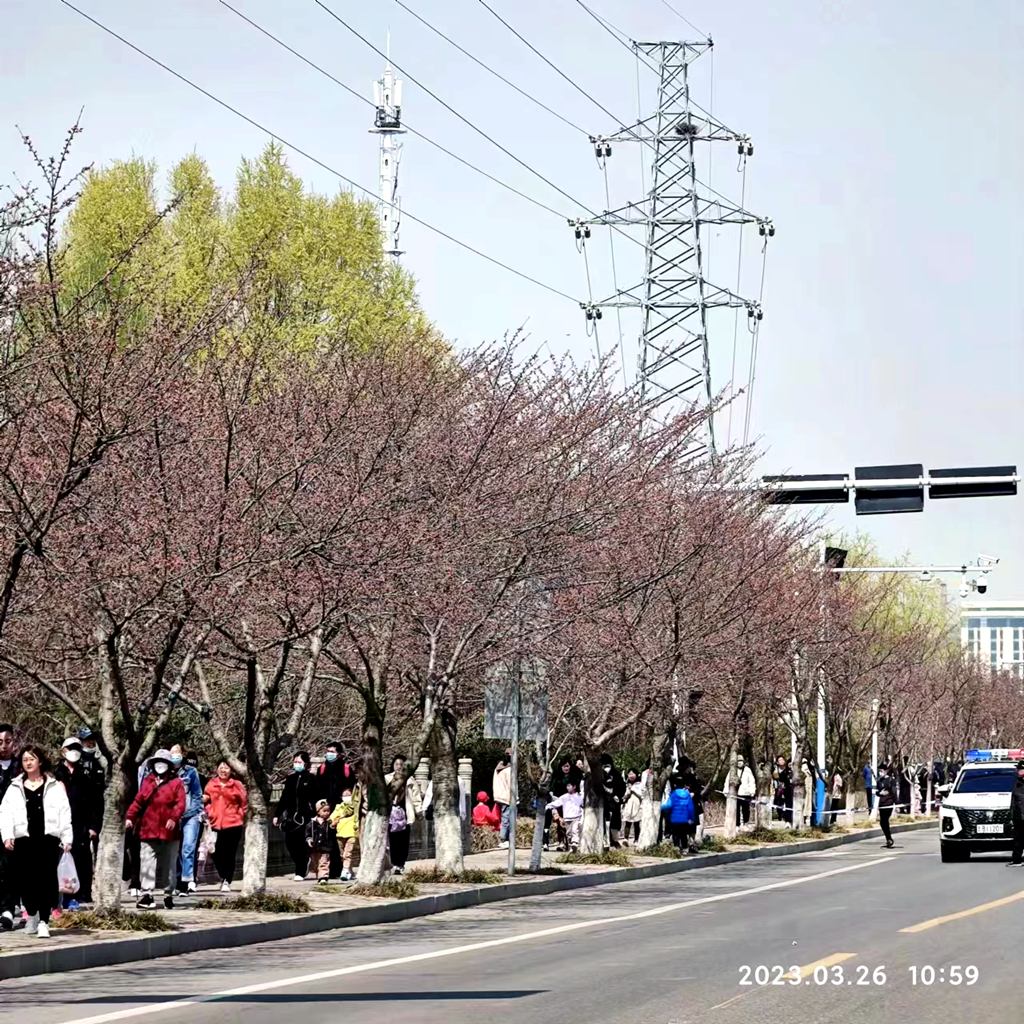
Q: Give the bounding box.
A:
[0,819,936,980]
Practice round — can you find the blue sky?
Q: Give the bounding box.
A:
[4,0,1022,592]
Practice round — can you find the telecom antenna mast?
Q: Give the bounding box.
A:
[370,43,405,261]
[582,40,771,456]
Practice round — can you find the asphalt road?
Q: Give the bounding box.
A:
[2,829,1020,1024]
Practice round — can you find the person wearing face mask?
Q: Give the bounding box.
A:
[168,744,203,896]
[1008,760,1024,867]
[735,755,756,828]
[274,752,317,880]
[125,750,186,909]
[55,738,101,908]
[75,728,106,857]
[0,724,18,931]
[328,786,361,881]
[203,760,247,892]
[317,742,355,881]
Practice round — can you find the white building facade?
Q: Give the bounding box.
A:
[962,599,1024,677]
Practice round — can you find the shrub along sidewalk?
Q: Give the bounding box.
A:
[0,819,937,980]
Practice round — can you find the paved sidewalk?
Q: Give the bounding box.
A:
[0,818,937,979]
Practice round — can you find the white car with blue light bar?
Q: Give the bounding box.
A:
[939,749,1023,862]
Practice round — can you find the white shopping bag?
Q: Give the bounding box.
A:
[58,850,80,895]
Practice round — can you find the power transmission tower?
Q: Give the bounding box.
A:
[370,41,405,261]
[582,40,771,456]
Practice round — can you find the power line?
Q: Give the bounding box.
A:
[473,0,637,133]
[56,0,582,304]
[656,0,708,39]
[572,0,661,76]
[312,0,608,225]
[390,0,590,136]
[216,0,567,221]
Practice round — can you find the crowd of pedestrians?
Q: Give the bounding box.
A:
[0,724,413,932]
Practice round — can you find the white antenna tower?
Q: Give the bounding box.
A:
[581,40,771,457]
[370,34,405,261]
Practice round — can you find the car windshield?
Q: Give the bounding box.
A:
[954,768,1017,793]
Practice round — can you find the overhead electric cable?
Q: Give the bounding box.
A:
[216,0,567,220]
[656,0,708,38]
[312,0,617,228]
[57,0,582,304]
[390,0,589,136]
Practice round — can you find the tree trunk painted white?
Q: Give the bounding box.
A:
[791,773,806,830]
[94,769,130,911]
[638,788,661,849]
[241,786,270,896]
[845,780,857,826]
[429,729,463,875]
[356,808,390,884]
[580,799,604,854]
[723,741,739,839]
[755,764,772,829]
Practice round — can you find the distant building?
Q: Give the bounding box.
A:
[962,600,1024,677]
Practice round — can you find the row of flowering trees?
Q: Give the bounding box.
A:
[2,140,1018,904]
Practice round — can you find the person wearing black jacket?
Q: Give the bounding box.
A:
[1008,760,1024,867]
[317,742,356,880]
[600,754,626,847]
[0,724,18,930]
[56,737,103,906]
[876,763,897,849]
[274,752,317,880]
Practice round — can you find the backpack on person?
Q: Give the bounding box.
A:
[388,804,408,833]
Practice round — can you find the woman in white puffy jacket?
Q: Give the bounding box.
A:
[0,745,73,938]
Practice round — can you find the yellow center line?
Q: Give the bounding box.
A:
[709,952,856,1011]
[900,888,1024,933]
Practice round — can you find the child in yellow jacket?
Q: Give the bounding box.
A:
[328,786,361,881]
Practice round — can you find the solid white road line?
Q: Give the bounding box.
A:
[57,855,894,1024]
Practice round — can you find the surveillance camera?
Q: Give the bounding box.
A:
[975,577,988,595]
[918,570,932,583]
[959,584,969,600]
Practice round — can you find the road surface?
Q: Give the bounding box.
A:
[2,829,1019,1024]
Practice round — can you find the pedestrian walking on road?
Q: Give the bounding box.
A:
[876,764,896,848]
[55,737,101,907]
[0,745,73,938]
[329,786,360,880]
[492,752,513,850]
[169,744,203,895]
[621,769,643,845]
[1008,760,1024,867]
[203,760,247,892]
[307,800,336,883]
[384,755,421,875]
[546,781,584,851]
[661,775,696,853]
[0,724,18,932]
[275,752,318,880]
[126,749,186,910]
[735,755,756,827]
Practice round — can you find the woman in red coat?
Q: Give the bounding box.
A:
[126,749,186,910]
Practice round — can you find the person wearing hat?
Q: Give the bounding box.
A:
[125,750,186,909]
[75,728,106,865]
[1008,759,1024,867]
[55,737,103,907]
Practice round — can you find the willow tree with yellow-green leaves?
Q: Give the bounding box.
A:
[61,143,431,355]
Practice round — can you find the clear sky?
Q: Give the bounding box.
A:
[3,0,1022,592]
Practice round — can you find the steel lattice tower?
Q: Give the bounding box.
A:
[583,41,770,456]
[370,50,405,262]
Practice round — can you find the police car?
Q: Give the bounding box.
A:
[939,748,1021,862]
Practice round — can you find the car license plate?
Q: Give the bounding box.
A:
[977,823,1004,834]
